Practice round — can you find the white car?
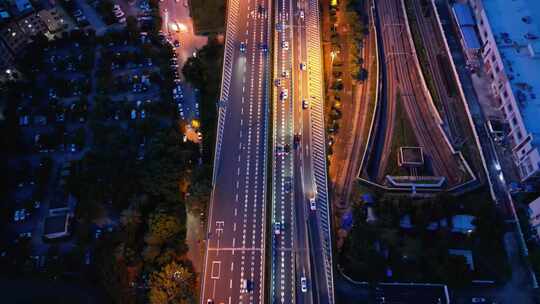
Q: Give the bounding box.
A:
[302,99,308,109]
[282,41,289,50]
[280,89,288,100]
[300,63,306,70]
[300,277,307,292]
[299,10,304,19]
[240,279,248,293]
[282,70,289,78]
[19,232,32,238]
[309,197,316,210]
[13,210,21,222]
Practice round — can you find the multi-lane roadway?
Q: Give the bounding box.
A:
[202,0,334,303]
[271,0,296,302]
[200,0,271,303]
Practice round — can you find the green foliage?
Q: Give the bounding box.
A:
[182,40,223,161]
[186,166,212,213]
[148,261,195,304]
[141,128,197,204]
[340,191,508,285]
[147,212,183,245]
[126,16,139,35]
[189,0,225,34]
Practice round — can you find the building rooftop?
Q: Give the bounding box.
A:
[14,0,33,15]
[483,0,540,144]
[43,213,70,239]
[451,214,475,233]
[449,249,475,270]
[529,196,540,227]
[462,26,481,49]
[453,3,476,27]
[398,146,424,168]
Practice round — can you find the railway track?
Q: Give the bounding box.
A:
[408,0,463,147]
[375,0,464,186]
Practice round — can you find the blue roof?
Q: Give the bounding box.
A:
[362,193,374,204]
[14,0,33,13]
[452,3,476,26]
[451,215,475,233]
[483,0,540,144]
[341,211,353,230]
[462,26,481,49]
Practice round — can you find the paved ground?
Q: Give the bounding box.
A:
[185,210,203,273]
[160,0,208,123]
[199,0,271,303]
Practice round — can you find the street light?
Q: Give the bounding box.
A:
[177,22,188,32]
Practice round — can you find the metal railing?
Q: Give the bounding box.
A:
[212,0,240,184]
[305,0,335,302]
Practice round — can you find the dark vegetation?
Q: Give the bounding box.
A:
[182,38,224,162]
[340,189,510,287]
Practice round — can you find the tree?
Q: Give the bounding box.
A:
[120,200,143,245]
[529,248,540,274]
[147,212,183,245]
[126,16,139,35]
[148,261,194,304]
[185,167,212,213]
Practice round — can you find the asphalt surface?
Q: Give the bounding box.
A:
[271,0,297,302]
[271,0,333,303]
[292,0,333,303]
[200,0,271,303]
[160,0,208,122]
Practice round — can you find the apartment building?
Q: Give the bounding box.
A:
[529,197,540,241]
[468,0,540,182]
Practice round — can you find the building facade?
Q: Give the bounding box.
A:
[529,196,540,241]
[468,0,540,182]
